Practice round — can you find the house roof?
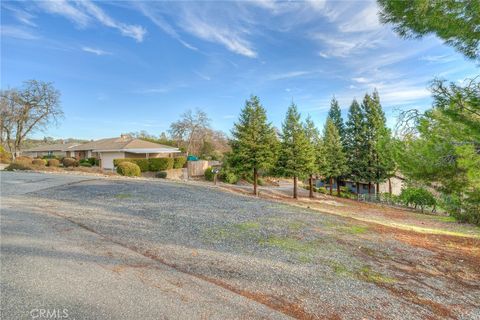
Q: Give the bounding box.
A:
[71,136,180,153]
[23,142,80,152]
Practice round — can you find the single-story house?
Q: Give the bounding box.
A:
[70,135,181,169]
[315,174,405,195]
[22,142,80,158]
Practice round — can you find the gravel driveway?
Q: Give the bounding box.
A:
[1,171,479,319]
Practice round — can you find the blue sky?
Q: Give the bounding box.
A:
[1,0,477,140]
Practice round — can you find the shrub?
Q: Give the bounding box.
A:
[0,146,12,164]
[32,159,46,166]
[116,161,141,177]
[400,187,437,212]
[173,156,187,169]
[79,162,92,167]
[317,187,328,194]
[204,167,215,181]
[114,158,149,172]
[42,154,60,160]
[156,171,167,178]
[47,159,60,167]
[87,157,97,166]
[5,161,32,171]
[220,170,238,184]
[62,157,78,167]
[16,156,32,163]
[149,158,174,171]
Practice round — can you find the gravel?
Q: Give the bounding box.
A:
[2,171,479,319]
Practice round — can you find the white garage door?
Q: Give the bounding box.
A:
[100,152,125,170]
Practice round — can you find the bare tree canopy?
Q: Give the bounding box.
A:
[169,108,210,155]
[1,80,63,157]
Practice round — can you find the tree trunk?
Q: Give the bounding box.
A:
[336,178,341,196]
[376,182,380,199]
[388,178,392,195]
[329,177,333,195]
[293,175,298,199]
[356,182,360,194]
[368,182,371,195]
[253,167,258,196]
[309,174,314,198]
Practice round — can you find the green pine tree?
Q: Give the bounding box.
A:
[304,115,321,198]
[322,118,348,196]
[367,90,394,195]
[345,98,368,194]
[229,95,278,195]
[278,103,316,199]
[327,97,345,143]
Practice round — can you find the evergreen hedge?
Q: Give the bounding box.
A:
[116,162,141,177]
[113,157,184,172]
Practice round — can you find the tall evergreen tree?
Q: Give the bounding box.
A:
[304,116,321,198]
[362,90,394,195]
[278,103,316,199]
[322,118,348,196]
[229,95,278,195]
[345,99,368,194]
[327,97,345,143]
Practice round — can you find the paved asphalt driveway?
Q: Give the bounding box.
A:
[1,172,289,320]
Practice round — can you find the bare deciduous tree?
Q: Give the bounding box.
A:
[169,109,210,155]
[0,80,63,158]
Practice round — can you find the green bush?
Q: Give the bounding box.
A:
[173,157,187,169]
[0,146,12,164]
[116,161,141,177]
[149,158,174,171]
[47,159,60,167]
[79,162,92,167]
[87,157,97,165]
[5,161,32,171]
[220,171,238,184]
[156,171,167,178]
[400,187,436,212]
[317,187,328,194]
[32,159,46,166]
[62,157,78,167]
[204,167,215,181]
[42,154,60,160]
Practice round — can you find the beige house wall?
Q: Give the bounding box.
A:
[124,152,175,158]
[378,176,405,196]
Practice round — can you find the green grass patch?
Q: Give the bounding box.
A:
[328,261,352,276]
[341,225,368,234]
[260,235,316,253]
[356,266,396,284]
[114,193,133,199]
[234,221,261,231]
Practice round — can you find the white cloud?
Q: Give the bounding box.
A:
[338,3,381,33]
[1,25,39,40]
[352,77,369,83]
[2,3,37,27]
[180,12,257,58]
[82,46,111,56]
[135,3,197,50]
[194,71,211,81]
[38,0,146,42]
[77,1,146,42]
[269,70,313,80]
[419,54,455,63]
[38,0,90,27]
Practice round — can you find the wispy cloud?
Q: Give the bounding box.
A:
[2,3,37,27]
[194,71,211,81]
[82,46,111,56]
[269,70,314,80]
[180,11,257,58]
[38,0,90,27]
[419,54,455,63]
[1,25,39,40]
[135,2,197,51]
[37,0,146,42]
[77,1,146,42]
